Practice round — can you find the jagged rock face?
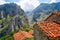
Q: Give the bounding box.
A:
[0,17,23,37]
[8,17,23,32]
[0,3,24,18]
[0,3,29,37]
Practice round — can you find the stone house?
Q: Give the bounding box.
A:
[34,12,60,40]
[34,21,60,40]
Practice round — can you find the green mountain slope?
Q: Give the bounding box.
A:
[0,3,29,38]
[32,2,60,22]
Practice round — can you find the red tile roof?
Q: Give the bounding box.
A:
[36,21,60,38]
[14,30,33,40]
[52,12,60,15]
[28,30,33,35]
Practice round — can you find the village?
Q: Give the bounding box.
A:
[13,12,60,40]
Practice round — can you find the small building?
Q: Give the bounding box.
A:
[34,12,60,40]
[34,21,60,40]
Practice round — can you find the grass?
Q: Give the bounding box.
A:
[0,17,12,33]
[25,37,34,40]
[21,26,33,32]
[0,31,18,40]
[0,26,33,40]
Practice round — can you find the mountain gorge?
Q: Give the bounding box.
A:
[0,2,60,40]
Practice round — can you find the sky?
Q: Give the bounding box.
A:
[0,0,60,11]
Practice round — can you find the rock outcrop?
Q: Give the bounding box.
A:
[0,3,29,37]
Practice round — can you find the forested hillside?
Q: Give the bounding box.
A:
[0,3,29,38]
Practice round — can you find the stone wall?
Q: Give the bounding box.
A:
[34,24,49,40]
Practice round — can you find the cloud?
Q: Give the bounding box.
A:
[0,0,6,4]
[50,0,56,3]
[16,0,40,11]
[0,0,40,11]
[0,0,10,5]
[16,0,57,11]
[0,0,57,11]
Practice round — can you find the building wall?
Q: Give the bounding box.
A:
[51,37,60,40]
[34,25,49,40]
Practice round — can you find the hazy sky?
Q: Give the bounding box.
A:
[0,0,60,11]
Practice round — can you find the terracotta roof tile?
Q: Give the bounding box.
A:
[52,12,60,15]
[28,30,33,35]
[14,30,33,40]
[36,21,60,38]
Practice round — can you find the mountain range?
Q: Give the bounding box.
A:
[32,2,60,22]
[0,2,60,38]
[0,3,29,37]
